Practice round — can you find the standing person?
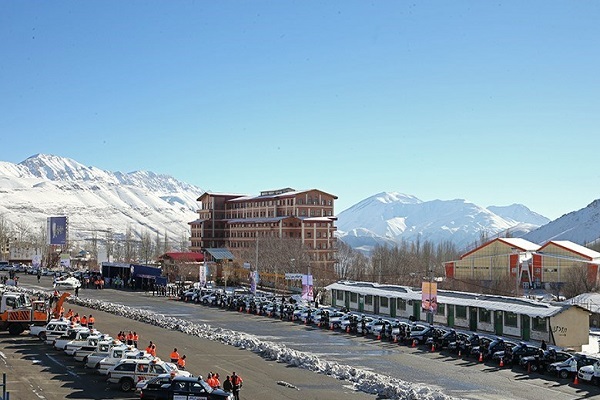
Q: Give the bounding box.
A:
[177,355,186,370]
[541,339,547,351]
[231,371,243,400]
[37,270,41,283]
[146,341,154,354]
[80,314,88,327]
[223,376,233,392]
[126,331,134,346]
[88,315,95,329]
[74,285,79,297]
[133,331,139,348]
[170,348,180,363]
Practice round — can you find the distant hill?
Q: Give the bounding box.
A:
[0,154,202,244]
[336,191,551,252]
[523,199,600,245]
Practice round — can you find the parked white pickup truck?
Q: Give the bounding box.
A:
[30,319,75,344]
[74,339,116,362]
[107,358,190,391]
[53,328,92,350]
[96,345,153,375]
[65,334,108,356]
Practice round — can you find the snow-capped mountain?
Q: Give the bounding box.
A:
[336,192,551,251]
[523,199,600,245]
[0,154,202,245]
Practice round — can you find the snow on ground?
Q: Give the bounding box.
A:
[3,286,459,400]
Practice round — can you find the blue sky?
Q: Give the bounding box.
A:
[1,1,599,220]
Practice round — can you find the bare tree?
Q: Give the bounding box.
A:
[563,263,597,299]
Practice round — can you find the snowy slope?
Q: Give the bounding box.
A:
[337,192,550,251]
[0,154,202,244]
[523,199,600,245]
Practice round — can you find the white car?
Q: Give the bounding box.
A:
[578,360,600,384]
[53,276,82,290]
[96,345,153,375]
[107,358,190,391]
[53,327,92,350]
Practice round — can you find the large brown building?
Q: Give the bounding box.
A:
[189,188,338,270]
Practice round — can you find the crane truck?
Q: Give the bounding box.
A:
[0,291,70,335]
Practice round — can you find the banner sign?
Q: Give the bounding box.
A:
[60,254,71,268]
[421,281,438,313]
[249,270,258,295]
[285,273,304,281]
[301,274,314,301]
[199,262,207,287]
[47,216,68,245]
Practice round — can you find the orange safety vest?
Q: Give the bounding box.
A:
[88,316,95,325]
[146,346,152,354]
[74,315,80,323]
[80,316,87,326]
[133,333,139,342]
[177,358,185,368]
[65,310,73,318]
[127,332,134,342]
[170,351,179,361]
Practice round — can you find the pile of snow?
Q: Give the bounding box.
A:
[3,286,458,400]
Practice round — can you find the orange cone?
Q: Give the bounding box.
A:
[412,339,417,348]
[346,326,350,333]
[458,349,462,357]
[479,352,483,362]
[393,336,398,343]
[330,324,333,331]
[499,358,504,367]
[574,375,579,385]
[431,344,435,352]
[527,362,531,373]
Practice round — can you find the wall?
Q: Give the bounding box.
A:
[549,306,590,351]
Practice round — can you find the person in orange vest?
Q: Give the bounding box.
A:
[170,348,180,363]
[73,313,80,324]
[177,355,186,370]
[145,341,153,354]
[126,331,134,345]
[206,373,216,388]
[231,371,243,400]
[65,309,73,319]
[80,315,88,327]
[212,373,221,389]
[88,315,95,329]
[150,344,156,357]
[133,332,139,348]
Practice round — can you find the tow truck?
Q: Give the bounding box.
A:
[0,291,69,335]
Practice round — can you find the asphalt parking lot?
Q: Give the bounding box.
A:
[0,283,376,400]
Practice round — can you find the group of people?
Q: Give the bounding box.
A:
[169,347,187,370]
[206,371,243,400]
[62,309,96,329]
[116,330,140,348]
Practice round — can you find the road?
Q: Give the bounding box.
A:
[3,274,600,400]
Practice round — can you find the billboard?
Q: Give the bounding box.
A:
[301,274,314,301]
[421,281,438,313]
[47,216,68,245]
[199,262,207,287]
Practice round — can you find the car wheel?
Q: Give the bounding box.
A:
[8,324,24,336]
[559,370,569,379]
[120,378,134,392]
[530,364,538,372]
[39,332,47,341]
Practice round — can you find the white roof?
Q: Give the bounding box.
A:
[326,281,571,318]
[568,292,600,314]
[499,237,541,252]
[548,240,600,261]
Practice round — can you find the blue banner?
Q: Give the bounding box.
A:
[48,216,67,245]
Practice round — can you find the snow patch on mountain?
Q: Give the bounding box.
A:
[0,154,203,245]
[337,192,550,252]
[524,199,600,245]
